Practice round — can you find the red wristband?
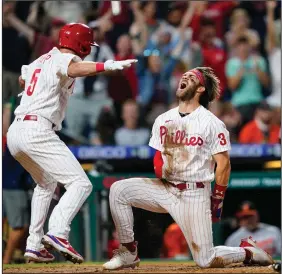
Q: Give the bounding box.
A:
[95,62,105,73]
[212,184,227,199]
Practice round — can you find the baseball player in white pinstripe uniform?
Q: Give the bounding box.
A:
[103,67,274,270]
[7,23,137,264]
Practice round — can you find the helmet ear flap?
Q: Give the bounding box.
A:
[79,42,91,57]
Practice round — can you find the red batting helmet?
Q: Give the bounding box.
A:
[58,23,99,59]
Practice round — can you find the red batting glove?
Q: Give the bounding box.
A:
[211,184,227,223]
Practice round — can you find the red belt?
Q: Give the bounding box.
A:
[162,179,205,190]
[21,115,55,129]
[23,115,38,121]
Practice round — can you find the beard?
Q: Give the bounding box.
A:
[176,84,197,101]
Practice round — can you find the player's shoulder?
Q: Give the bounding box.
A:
[155,107,179,123]
[199,106,226,128]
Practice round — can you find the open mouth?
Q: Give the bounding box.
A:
[180,82,187,89]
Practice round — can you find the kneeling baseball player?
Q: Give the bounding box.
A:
[103,67,274,270]
[7,23,137,264]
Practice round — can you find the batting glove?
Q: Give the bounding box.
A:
[104,59,138,71]
[211,184,227,223]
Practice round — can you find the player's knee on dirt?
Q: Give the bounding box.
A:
[194,258,211,268]
[193,251,218,268]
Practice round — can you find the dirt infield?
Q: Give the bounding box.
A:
[3,262,276,274]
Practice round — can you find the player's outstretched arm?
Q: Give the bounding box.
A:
[211,151,231,223]
[67,59,138,78]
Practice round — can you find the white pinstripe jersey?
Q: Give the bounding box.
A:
[149,106,231,183]
[15,47,81,130]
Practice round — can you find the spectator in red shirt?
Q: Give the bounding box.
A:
[162,223,190,259]
[239,102,280,144]
[189,1,238,42]
[198,19,227,98]
[108,34,139,120]
[115,34,138,100]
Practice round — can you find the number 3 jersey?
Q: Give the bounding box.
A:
[14,47,81,131]
[149,106,231,183]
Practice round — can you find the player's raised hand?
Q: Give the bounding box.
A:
[104,59,138,71]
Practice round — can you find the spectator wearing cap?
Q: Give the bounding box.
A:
[225,201,281,258]
[65,19,114,142]
[238,102,280,144]
[226,36,269,125]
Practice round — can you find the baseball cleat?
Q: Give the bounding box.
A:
[42,234,84,264]
[24,248,55,263]
[103,244,140,270]
[240,236,274,266]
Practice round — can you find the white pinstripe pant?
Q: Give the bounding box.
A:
[7,116,93,251]
[110,178,246,268]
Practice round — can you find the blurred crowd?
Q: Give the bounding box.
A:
[3,0,281,146]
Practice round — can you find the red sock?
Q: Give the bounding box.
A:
[122,241,136,253]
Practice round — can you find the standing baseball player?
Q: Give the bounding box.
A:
[103,67,274,270]
[7,23,137,264]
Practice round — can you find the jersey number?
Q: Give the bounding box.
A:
[218,133,227,145]
[26,69,41,96]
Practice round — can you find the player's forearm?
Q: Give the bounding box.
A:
[215,160,231,187]
[67,61,106,78]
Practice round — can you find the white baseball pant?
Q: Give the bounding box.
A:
[7,116,93,251]
[109,178,246,268]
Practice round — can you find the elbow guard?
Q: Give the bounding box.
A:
[153,150,163,179]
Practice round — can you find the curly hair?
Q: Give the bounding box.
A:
[195,67,220,109]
